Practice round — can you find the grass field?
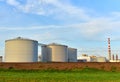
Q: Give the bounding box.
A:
[0,68,120,82]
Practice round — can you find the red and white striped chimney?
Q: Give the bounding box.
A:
[108,38,111,60]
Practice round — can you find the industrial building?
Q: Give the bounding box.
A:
[109,54,120,62]
[41,43,77,62]
[5,37,38,62]
[96,57,107,62]
[78,54,107,62]
[77,54,91,62]
[0,56,2,62]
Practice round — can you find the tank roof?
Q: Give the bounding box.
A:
[48,43,67,47]
[68,47,77,50]
[5,37,38,42]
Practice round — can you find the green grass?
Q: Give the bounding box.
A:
[0,68,120,82]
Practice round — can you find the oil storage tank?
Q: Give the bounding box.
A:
[68,48,77,62]
[5,37,38,62]
[47,43,68,62]
[41,45,50,62]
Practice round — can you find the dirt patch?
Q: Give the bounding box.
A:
[0,62,120,71]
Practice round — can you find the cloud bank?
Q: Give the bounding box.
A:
[2,0,90,21]
[1,0,120,41]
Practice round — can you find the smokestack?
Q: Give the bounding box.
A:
[112,54,114,60]
[108,38,111,60]
[116,54,118,60]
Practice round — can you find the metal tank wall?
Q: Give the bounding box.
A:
[68,48,77,62]
[41,45,50,62]
[47,43,68,62]
[5,37,38,62]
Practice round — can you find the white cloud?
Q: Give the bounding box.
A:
[2,0,120,40]
[32,32,59,42]
[1,15,120,39]
[79,19,112,36]
[111,12,120,18]
[3,0,90,21]
[6,0,19,6]
[0,25,69,31]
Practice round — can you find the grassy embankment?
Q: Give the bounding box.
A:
[0,68,120,82]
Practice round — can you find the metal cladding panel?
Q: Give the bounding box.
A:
[5,39,38,62]
[68,48,77,62]
[48,45,68,62]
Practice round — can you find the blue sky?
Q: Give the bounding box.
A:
[1,0,120,58]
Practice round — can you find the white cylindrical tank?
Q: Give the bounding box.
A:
[47,43,68,62]
[0,56,2,62]
[68,48,77,62]
[5,37,38,62]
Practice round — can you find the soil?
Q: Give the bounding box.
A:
[0,62,120,71]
